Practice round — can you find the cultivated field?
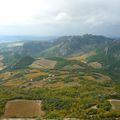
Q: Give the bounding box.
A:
[3,100,44,118]
[25,71,47,79]
[29,58,57,69]
[108,99,120,110]
[0,55,6,70]
[3,80,24,87]
[88,62,102,69]
[95,73,111,81]
[69,51,96,62]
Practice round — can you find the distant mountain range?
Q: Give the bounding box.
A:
[0,35,57,43]
[0,34,120,119]
[0,34,120,79]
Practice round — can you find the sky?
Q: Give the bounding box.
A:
[0,0,120,36]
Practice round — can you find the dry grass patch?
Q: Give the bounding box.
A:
[69,51,96,62]
[25,71,47,79]
[83,75,95,81]
[29,58,57,69]
[25,81,46,89]
[88,62,102,69]
[0,55,6,70]
[46,81,65,89]
[108,99,120,110]
[3,80,24,87]
[63,64,82,70]
[0,72,12,80]
[29,69,39,73]
[95,73,111,81]
[3,100,44,118]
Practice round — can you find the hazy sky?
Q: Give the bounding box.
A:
[0,0,120,36]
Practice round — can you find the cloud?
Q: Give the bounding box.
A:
[0,0,120,36]
[55,12,71,22]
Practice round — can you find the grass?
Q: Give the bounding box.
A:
[88,62,102,69]
[69,51,96,62]
[30,58,57,69]
[0,58,119,119]
[109,99,120,110]
[12,56,35,70]
[3,100,44,118]
[3,80,24,87]
[25,71,48,79]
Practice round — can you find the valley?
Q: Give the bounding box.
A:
[0,35,119,119]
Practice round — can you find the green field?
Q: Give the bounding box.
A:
[109,99,120,110]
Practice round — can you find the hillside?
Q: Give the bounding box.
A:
[1,34,120,79]
[87,40,120,79]
[0,35,120,119]
[0,56,120,119]
[0,34,113,65]
[40,34,112,57]
[12,56,35,70]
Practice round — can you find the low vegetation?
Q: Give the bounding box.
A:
[0,35,120,119]
[0,57,119,119]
